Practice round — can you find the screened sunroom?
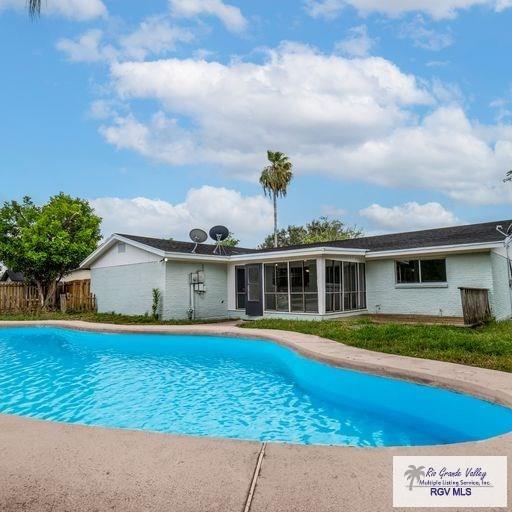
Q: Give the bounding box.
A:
[229,253,367,318]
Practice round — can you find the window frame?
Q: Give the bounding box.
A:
[325,259,366,313]
[263,260,318,314]
[235,266,246,310]
[395,258,447,286]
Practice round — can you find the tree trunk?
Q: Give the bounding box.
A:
[35,281,45,310]
[43,280,58,310]
[273,192,278,248]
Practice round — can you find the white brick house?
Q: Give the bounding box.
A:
[80,220,512,322]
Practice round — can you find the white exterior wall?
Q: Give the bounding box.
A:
[163,261,228,320]
[90,241,164,316]
[91,261,164,316]
[365,253,493,317]
[90,242,160,268]
[490,247,511,320]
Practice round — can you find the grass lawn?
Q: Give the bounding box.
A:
[0,311,226,325]
[240,318,512,373]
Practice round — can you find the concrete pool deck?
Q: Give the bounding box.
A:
[0,320,511,511]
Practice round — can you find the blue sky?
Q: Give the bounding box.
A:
[1,0,512,245]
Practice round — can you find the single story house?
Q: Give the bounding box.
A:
[80,219,512,322]
[0,270,24,283]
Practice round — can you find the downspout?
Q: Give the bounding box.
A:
[188,273,195,320]
[496,225,512,319]
[505,239,512,319]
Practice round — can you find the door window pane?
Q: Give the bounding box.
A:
[247,267,260,302]
[237,294,246,309]
[235,266,246,309]
[236,267,246,293]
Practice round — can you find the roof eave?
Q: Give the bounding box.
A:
[79,234,166,269]
[229,246,368,262]
[365,241,503,259]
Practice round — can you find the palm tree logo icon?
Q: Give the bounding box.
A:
[404,465,426,491]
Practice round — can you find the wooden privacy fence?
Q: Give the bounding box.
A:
[0,283,40,312]
[459,287,491,326]
[0,279,96,313]
[60,279,96,312]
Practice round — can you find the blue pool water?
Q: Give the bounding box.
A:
[0,327,511,447]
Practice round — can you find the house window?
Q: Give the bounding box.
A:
[396,259,447,284]
[235,266,246,309]
[117,242,126,253]
[264,260,318,313]
[325,260,366,312]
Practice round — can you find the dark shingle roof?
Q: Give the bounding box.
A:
[118,220,510,257]
[118,234,258,256]
[252,219,512,254]
[0,270,24,282]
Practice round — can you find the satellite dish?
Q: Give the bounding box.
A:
[209,225,229,242]
[189,228,208,244]
[189,228,208,253]
[209,225,230,255]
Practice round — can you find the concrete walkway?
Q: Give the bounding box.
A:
[0,320,511,511]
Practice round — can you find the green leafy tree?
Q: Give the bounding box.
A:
[260,217,362,249]
[0,193,102,309]
[259,151,293,248]
[220,233,239,247]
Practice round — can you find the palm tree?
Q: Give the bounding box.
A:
[29,0,41,17]
[259,151,293,248]
[504,170,512,182]
[404,465,425,491]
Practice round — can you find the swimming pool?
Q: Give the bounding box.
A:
[0,326,511,446]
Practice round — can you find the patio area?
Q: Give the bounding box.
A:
[0,413,510,512]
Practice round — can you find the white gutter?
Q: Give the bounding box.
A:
[229,246,367,262]
[365,241,502,259]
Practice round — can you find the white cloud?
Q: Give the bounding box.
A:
[98,43,512,204]
[90,186,273,245]
[56,30,116,63]
[0,0,106,20]
[119,17,193,60]
[169,0,247,33]
[88,100,117,120]
[304,0,511,20]
[359,202,461,231]
[57,18,193,63]
[335,25,375,57]
[399,16,453,51]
